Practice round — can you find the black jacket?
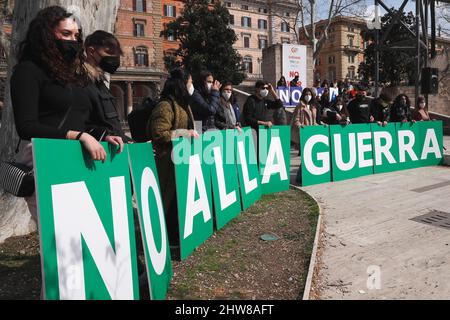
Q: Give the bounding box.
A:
[390,103,413,122]
[347,97,372,124]
[242,94,283,130]
[190,89,221,132]
[85,80,131,142]
[369,97,391,123]
[321,103,349,125]
[11,60,93,140]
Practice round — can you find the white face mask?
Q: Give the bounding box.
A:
[207,83,213,93]
[304,95,312,103]
[260,89,269,98]
[187,83,195,96]
[222,91,232,101]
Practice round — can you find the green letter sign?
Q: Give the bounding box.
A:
[300,125,332,187]
[173,136,214,260]
[259,126,291,195]
[128,143,173,300]
[203,130,242,230]
[33,139,139,300]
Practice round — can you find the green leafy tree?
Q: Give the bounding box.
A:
[359,9,427,86]
[161,0,245,85]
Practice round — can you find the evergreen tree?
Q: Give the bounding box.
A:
[358,9,427,86]
[161,0,245,85]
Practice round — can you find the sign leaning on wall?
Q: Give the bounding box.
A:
[33,139,140,300]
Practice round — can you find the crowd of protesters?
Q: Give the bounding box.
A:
[278,76,434,183]
[8,6,437,271]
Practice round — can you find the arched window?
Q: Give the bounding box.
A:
[134,46,149,67]
[243,56,253,74]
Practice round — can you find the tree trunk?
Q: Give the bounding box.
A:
[0,0,120,243]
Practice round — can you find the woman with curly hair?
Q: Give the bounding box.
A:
[10,6,123,221]
[390,94,415,123]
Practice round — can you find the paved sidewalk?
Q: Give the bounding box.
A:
[299,166,450,300]
[289,143,450,300]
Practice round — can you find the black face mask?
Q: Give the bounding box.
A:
[55,39,81,63]
[99,56,121,74]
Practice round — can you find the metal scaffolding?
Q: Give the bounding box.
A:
[373,0,449,104]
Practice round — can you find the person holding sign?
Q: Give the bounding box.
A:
[413,96,431,121]
[10,6,123,221]
[190,70,221,132]
[291,88,318,150]
[347,84,374,124]
[321,96,350,125]
[84,30,131,143]
[215,82,242,130]
[148,68,198,257]
[291,88,320,184]
[390,94,415,123]
[369,89,393,126]
[242,80,283,130]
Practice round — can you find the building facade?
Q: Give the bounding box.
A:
[224,0,298,85]
[111,0,166,121]
[298,16,367,84]
[161,0,184,56]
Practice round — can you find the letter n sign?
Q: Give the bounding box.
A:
[300,125,332,186]
[33,139,139,300]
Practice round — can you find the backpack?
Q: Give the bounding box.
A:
[127,97,176,143]
[127,97,156,142]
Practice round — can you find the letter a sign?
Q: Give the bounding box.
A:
[173,136,214,260]
[33,139,139,300]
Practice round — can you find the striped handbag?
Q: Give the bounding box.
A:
[0,161,34,197]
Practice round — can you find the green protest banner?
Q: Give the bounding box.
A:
[127,143,172,300]
[235,127,261,210]
[300,125,332,186]
[172,136,214,260]
[330,123,374,181]
[33,139,139,300]
[371,123,401,174]
[416,120,443,167]
[203,130,242,230]
[258,126,291,195]
[395,122,423,171]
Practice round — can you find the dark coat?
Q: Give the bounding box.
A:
[390,103,413,122]
[85,80,131,142]
[190,89,221,132]
[347,96,372,124]
[242,94,283,130]
[321,103,350,125]
[369,97,391,123]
